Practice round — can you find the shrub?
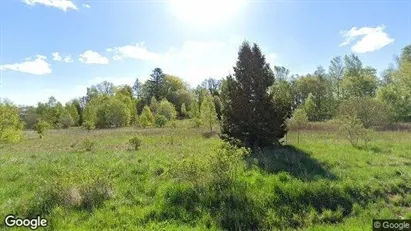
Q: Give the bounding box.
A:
[59,111,74,129]
[83,120,95,131]
[158,99,177,121]
[287,108,308,143]
[82,138,95,151]
[140,106,154,128]
[129,136,142,150]
[200,95,217,132]
[155,115,168,128]
[337,97,393,129]
[336,115,371,147]
[34,121,50,139]
[192,117,203,128]
[0,103,23,143]
[96,98,131,128]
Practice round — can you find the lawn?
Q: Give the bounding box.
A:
[1,121,410,230]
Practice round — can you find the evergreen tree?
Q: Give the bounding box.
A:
[220,41,291,147]
[149,68,166,100]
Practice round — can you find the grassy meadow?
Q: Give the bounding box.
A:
[1,120,410,230]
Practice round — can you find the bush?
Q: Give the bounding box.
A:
[155,115,168,128]
[82,138,95,151]
[83,120,95,131]
[129,136,142,150]
[337,97,393,129]
[0,103,23,143]
[96,98,131,128]
[158,99,177,121]
[34,121,50,138]
[192,117,203,128]
[287,108,308,143]
[59,111,74,129]
[140,106,154,128]
[336,115,371,147]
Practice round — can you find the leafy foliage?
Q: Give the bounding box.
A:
[158,99,177,121]
[128,136,142,150]
[200,95,217,132]
[34,120,50,139]
[155,115,168,128]
[0,103,23,143]
[337,97,393,129]
[59,110,74,129]
[140,106,154,128]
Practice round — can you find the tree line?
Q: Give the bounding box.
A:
[1,42,410,147]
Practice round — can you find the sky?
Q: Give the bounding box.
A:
[0,0,410,106]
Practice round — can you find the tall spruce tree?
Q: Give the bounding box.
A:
[220,41,291,147]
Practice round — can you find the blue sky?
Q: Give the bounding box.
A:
[0,0,410,106]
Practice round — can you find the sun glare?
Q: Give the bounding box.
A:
[170,0,245,26]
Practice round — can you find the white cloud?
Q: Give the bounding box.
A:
[63,56,73,63]
[23,0,78,11]
[107,43,162,61]
[82,3,91,9]
[340,25,394,53]
[0,55,52,75]
[79,50,109,64]
[107,37,279,86]
[52,52,73,63]
[52,52,62,61]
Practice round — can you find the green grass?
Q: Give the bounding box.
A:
[0,120,410,230]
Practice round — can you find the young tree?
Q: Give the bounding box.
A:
[34,120,50,139]
[0,103,23,143]
[158,99,177,121]
[303,93,316,121]
[96,98,131,128]
[328,56,344,100]
[140,106,154,128]
[337,97,393,129]
[220,41,291,147]
[201,95,217,132]
[65,102,80,126]
[59,110,74,129]
[150,96,159,115]
[286,108,308,144]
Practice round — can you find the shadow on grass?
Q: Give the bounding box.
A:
[247,145,337,181]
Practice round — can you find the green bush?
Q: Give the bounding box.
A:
[155,115,168,128]
[158,99,177,121]
[0,103,24,143]
[34,121,50,138]
[140,106,154,128]
[59,111,74,129]
[192,117,203,128]
[337,97,393,129]
[83,120,95,131]
[129,136,142,150]
[82,138,95,151]
[335,115,371,147]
